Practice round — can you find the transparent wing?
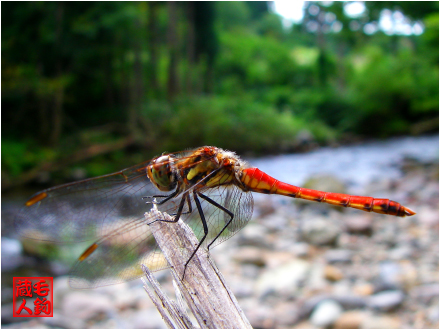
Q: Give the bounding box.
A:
[14,151,192,243]
[67,183,253,289]
[15,155,254,289]
[184,185,254,249]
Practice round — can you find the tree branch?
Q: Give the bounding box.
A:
[142,207,253,329]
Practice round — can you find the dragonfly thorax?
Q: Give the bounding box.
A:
[147,155,177,191]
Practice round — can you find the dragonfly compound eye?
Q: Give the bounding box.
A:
[147,155,177,191]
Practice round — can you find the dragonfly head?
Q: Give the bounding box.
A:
[147,155,177,191]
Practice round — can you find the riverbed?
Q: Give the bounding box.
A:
[2,135,438,328]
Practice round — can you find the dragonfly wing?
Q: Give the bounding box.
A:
[179,185,253,250]
[15,161,161,243]
[68,216,169,289]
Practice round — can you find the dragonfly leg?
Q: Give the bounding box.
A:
[197,192,234,251]
[182,191,209,280]
[146,192,187,226]
[170,194,193,216]
[143,190,179,205]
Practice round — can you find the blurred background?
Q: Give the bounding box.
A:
[1,1,438,329]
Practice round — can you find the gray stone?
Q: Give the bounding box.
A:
[378,262,402,288]
[333,295,367,309]
[300,217,341,246]
[1,237,23,271]
[411,283,439,302]
[310,299,343,328]
[62,291,115,320]
[334,310,368,329]
[131,309,167,329]
[388,244,413,260]
[324,249,352,263]
[367,290,405,311]
[236,223,270,248]
[256,259,310,297]
[42,314,85,329]
[361,315,400,329]
[344,215,373,235]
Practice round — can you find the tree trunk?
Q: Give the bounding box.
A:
[167,1,179,100]
[50,2,64,147]
[185,2,195,95]
[147,1,159,96]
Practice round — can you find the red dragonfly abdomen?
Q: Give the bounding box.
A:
[241,168,415,217]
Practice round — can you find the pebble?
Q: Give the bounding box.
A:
[416,206,439,227]
[324,249,352,263]
[334,310,368,329]
[290,242,310,257]
[232,246,266,266]
[333,295,367,309]
[131,309,167,329]
[367,290,405,311]
[378,261,402,288]
[300,217,341,246]
[256,259,310,297]
[361,315,400,329]
[344,215,373,235]
[324,264,344,281]
[353,283,374,296]
[42,314,85,329]
[388,244,413,260]
[411,283,439,302]
[310,299,343,328]
[1,237,23,271]
[236,223,270,248]
[62,291,115,320]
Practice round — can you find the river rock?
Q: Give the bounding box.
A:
[344,215,373,235]
[411,283,439,303]
[1,237,23,271]
[232,246,266,266]
[324,249,352,263]
[416,206,439,227]
[131,309,167,329]
[334,295,368,309]
[367,290,405,311]
[310,299,343,328]
[256,259,310,297]
[236,223,270,248]
[300,217,341,246]
[361,315,400,329]
[324,264,344,281]
[62,291,115,320]
[334,310,368,329]
[388,244,413,260]
[42,313,85,329]
[353,283,374,296]
[378,261,402,289]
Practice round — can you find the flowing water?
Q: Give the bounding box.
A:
[249,135,438,197]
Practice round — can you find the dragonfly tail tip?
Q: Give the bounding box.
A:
[403,206,416,216]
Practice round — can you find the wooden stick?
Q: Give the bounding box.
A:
[142,266,194,329]
[142,207,253,329]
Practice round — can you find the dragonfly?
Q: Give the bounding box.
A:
[16,146,415,289]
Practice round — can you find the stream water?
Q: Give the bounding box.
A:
[249,135,438,196]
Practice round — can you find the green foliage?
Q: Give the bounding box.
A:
[143,96,336,155]
[2,140,56,177]
[343,44,438,136]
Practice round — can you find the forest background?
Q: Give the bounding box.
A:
[2,1,438,190]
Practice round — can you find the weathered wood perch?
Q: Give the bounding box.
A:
[141,207,253,329]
